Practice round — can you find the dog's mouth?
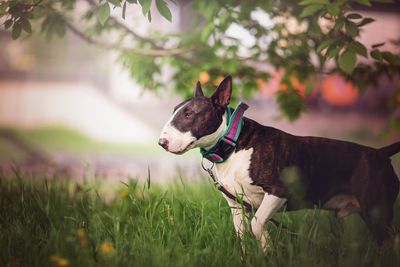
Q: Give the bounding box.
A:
[171,141,195,155]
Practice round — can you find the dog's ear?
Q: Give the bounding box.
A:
[212,75,232,107]
[194,81,204,97]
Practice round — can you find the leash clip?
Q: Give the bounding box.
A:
[201,157,219,186]
[201,157,214,172]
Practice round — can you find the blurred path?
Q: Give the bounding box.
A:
[0,129,202,183]
[0,129,50,164]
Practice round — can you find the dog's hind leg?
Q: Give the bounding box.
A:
[353,159,399,244]
[360,199,395,244]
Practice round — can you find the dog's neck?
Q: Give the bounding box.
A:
[198,112,228,151]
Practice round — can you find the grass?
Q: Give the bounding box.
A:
[1,174,400,267]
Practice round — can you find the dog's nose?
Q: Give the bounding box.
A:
[158,138,169,149]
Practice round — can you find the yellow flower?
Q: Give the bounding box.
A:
[100,241,113,255]
[57,258,70,267]
[77,228,86,238]
[199,71,210,84]
[50,255,70,266]
[118,189,129,198]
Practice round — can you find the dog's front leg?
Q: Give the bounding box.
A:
[224,197,249,239]
[251,194,286,251]
[230,206,249,239]
[228,202,250,255]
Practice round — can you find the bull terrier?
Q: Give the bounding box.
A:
[158,75,399,250]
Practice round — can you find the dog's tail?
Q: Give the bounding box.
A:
[379,141,400,157]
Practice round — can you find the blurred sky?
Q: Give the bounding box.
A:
[0,2,399,182]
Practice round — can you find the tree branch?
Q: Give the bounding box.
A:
[62,16,190,56]
[59,0,198,61]
[84,0,170,50]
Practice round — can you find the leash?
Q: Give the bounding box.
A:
[201,158,299,236]
[201,158,254,213]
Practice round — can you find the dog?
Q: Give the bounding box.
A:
[158,75,399,250]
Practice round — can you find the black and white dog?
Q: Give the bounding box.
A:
[159,75,399,249]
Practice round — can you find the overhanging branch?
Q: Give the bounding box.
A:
[63,17,190,56]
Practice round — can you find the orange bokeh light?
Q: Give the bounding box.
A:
[321,75,359,106]
[258,69,308,98]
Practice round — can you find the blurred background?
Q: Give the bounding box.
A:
[1,0,400,183]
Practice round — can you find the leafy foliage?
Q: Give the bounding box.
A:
[1,0,400,120]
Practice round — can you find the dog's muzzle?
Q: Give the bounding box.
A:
[158,138,169,150]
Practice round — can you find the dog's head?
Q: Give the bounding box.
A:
[158,76,233,154]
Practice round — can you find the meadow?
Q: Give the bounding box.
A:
[1,172,399,267]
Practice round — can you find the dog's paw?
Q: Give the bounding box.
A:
[251,219,272,253]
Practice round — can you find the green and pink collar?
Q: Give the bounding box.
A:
[200,102,249,163]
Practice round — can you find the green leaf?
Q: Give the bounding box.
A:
[333,17,345,32]
[122,1,127,19]
[327,4,340,16]
[108,0,121,7]
[372,42,385,48]
[32,6,47,19]
[381,51,400,66]
[127,0,137,3]
[347,13,362,19]
[21,19,32,33]
[4,19,13,29]
[338,49,356,74]
[326,46,340,59]
[98,3,110,25]
[316,38,337,53]
[11,23,22,40]
[354,0,371,6]
[139,0,152,16]
[156,0,172,22]
[345,21,358,37]
[370,49,382,61]
[358,17,375,27]
[200,23,215,42]
[299,0,329,6]
[147,10,152,22]
[276,89,304,121]
[300,5,323,18]
[349,41,367,57]
[54,20,66,37]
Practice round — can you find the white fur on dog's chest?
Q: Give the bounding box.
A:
[214,148,265,208]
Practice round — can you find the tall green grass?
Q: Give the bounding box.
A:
[0,174,399,267]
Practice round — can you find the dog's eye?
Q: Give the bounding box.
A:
[184,112,191,118]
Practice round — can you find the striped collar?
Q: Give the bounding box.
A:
[200,102,249,163]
